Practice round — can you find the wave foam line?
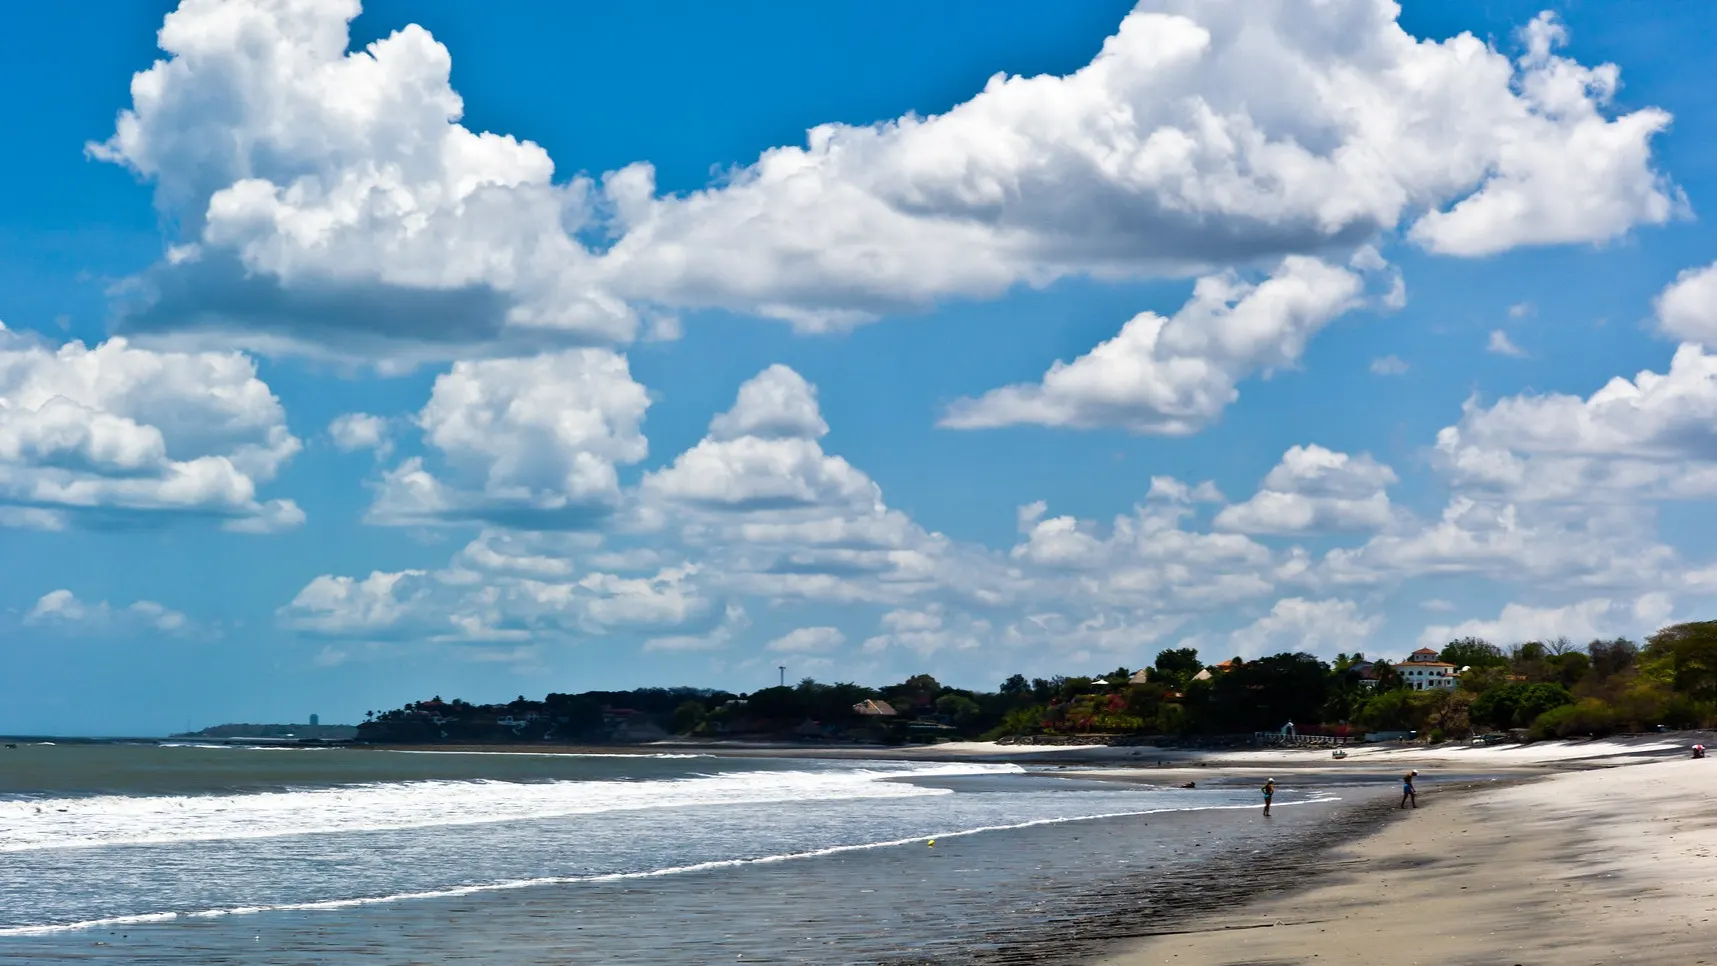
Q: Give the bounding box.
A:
[0,762,1022,853]
[0,795,1338,938]
[384,750,716,760]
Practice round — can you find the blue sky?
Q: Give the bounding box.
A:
[4,0,1717,735]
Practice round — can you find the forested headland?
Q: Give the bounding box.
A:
[354,620,1717,746]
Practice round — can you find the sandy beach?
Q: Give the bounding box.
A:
[1094,748,1717,966]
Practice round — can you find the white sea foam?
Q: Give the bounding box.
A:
[384,749,715,759]
[0,795,1338,937]
[0,762,1019,853]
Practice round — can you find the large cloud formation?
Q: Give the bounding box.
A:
[0,324,301,531]
[95,0,1676,354]
[80,0,1694,672]
[280,357,1706,668]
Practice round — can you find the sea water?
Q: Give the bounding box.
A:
[0,743,1344,964]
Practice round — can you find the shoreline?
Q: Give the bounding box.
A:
[331,731,1709,779]
[1092,754,1717,966]
[19,730,1708,773]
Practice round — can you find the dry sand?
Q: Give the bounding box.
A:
[1094,754,1717,966]
[917,734,1697,766]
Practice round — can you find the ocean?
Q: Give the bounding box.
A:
[0,742,1363,964]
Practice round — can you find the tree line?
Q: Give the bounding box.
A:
[354,620,1717,745]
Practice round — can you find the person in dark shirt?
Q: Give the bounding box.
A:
[1262,778,1275,816]
[1400,769,1418,808]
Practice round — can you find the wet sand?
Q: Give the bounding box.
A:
[1095,756,1717,966]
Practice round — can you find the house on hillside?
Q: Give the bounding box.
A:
[1128,668,1151,685]
[853,699,897,717]
[1393,658,1459,691]
[1405,647,1442,663]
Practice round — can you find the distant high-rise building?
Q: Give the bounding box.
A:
[310,714,320,726]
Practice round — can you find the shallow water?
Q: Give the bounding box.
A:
[0,743,1360,964]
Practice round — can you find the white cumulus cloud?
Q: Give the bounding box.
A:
[1230,597,1382,659]
[765,626,847,654]
[367,349,649,528]
[602,4,1676,326]
[1214,445,1397,534]
[327,413,390,455]
[0,325,302,531]
[94,1,1677,355]
[1417,595,1672,648]
[940,257,1363,434]
[644,365,878,513]
[1435,344,1717,502]
[24,589,196,636]
[1654,262,1717,344]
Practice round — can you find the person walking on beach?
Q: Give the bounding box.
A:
[1399,770,1418,809]
[1262,778,1275,816]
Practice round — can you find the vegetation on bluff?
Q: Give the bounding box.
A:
[355,620,1717,745]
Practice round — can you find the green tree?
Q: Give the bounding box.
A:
[1510,641,1552,682]
[1440,637,1507,669]
[1646,621,1717,703]
[1529,699,1620,740]
[1457,664,1511,694]
[987,705,1046,738]
[1586,637,1639,682]
[1153,647,1202,687]
[1355,689,1418,731]
[1153,701,1189,735]
[1471,683,1574,730]
[935,694,982,727]
[1053,676,1095,702]
[669,700,707,735]
[885,674,943,714]
[1546,651,1591,689]
[1205,653,1331,732]
[1104,666,1132,684]
[1371,660,1406,692]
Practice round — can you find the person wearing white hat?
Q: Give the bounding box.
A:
[1261,777,1276,816]
[1400,770,1418,809]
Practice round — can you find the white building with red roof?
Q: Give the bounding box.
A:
[1395,648,1460,690]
